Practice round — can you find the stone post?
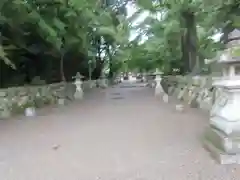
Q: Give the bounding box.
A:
[154,69,164,97]
[0,91,10,119]
[73,72,84,100]
[203,29,240,164]
[197,77,213,111]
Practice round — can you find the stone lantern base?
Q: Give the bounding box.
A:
[203,81,240,164]
[203,126,240,164]
[74,89,83,99]
[155,84,164,96]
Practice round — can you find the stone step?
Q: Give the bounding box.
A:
[205,127,240,154]
[203,139,240,164]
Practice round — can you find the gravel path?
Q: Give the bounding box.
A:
[0,82,240,180]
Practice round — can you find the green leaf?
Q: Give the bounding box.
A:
[52,18,66,33]
[232,15,240,28]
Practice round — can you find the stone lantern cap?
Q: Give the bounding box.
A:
[226,28,240,48]
[73,72,84,79]
[217,28,240,63]
[213,79,240,89]
[218,51,240,64]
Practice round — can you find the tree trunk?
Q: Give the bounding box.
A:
[187,13,198,72]
[60,53,66,82]
[181,11,198,74]
[181,33,190,73]
[221,24,235,45]
[106,45,113,80]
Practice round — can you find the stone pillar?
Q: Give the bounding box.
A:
[73,72,84,100]
[197,77,213,111]
[174,76,185,98]
[177,76,193,101]
[25,106,36,117]
[203,40,240,164]
[23,91,36,117]
[57,85,66,105]
[154,69,164,97]
[0,91,10,119]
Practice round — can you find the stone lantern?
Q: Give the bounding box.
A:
[73,72,84,100]
[154,68,164,97]
[204,29,240,164]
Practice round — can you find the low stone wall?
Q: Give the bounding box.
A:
[0,80,94,119]
[163,75,221,112]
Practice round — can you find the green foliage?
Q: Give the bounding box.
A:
[0,0,129,60]
[0,0,131,86]
[1,0,239,82]
[115,0,240,74]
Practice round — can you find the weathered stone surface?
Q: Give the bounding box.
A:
[74,89,83,99]
[0,109,11,119]
[168,86,175,95]
[203,139,240,164]
[30,76,46,85]
[203,41,240,164]
[58,98,66,106]
[205,127,240,154]
[0,81,92,119]
[199,96,212,111]
[64,83,75,100]
[189,95,199,108]
[161,76,215,112]
[210,116,240,137]
[172,86,180,97]
[182,87,191,101]
[0,91,7,97]
[227,29,240,48]
[25,107,36,117]
[177,86,186,100]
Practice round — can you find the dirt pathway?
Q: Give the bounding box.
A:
[0,82,239,180]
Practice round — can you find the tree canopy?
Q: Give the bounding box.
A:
[0,0,129,87]
[0,0,239,87]
[121,0,240,74]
